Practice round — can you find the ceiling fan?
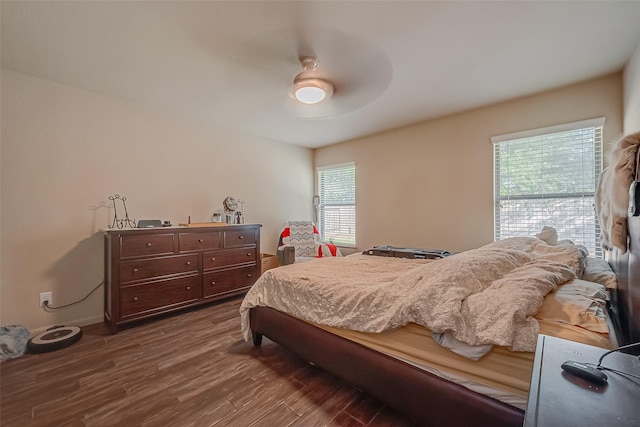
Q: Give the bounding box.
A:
[227,28,393,119]
[291,56,334,105]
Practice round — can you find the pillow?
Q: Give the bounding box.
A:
[535,226,588,277]
[536,226,558,245]
[287,221,317,257]
[536,279,608,334]
[582,257,618,290]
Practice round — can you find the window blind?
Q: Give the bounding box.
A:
[492,118,604,257]
[318,163,356,247]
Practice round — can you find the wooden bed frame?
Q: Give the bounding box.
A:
[606,214,640,345]
[249,216,640,426]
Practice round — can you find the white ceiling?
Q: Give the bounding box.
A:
[2,1,640,148]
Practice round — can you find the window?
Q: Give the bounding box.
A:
[317,163,356,247]
[492,117,604,257]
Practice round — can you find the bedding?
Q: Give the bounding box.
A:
[536,279,609,334]
[433,277,610,359]
[241,235,587,353]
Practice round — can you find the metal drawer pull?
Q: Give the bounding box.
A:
[239,235,244,239]
[247,252,251,256]
[247,273,252,277]
[210,258,216,262]
[133,268,138,273]
[146,243,152,247]
[186,286,191,291]
[133,296,139,302]
[210,281,216,286]
[186,261,191,266]
[198,239,204,243]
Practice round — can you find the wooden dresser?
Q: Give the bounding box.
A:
[104,224,261,333]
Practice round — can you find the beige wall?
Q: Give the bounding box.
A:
[315,73,623,254]
[624,39,640,134]
[0,70,314,331]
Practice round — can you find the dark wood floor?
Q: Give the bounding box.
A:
[0,297,419,426]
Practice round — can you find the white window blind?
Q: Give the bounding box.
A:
[318,163,356,247]
[492,118,604,257]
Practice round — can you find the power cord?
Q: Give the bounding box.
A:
[584,342,640,382]
[43,282,104,310]
[596,342,640,366]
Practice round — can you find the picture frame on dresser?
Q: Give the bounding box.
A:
[104,224,261,333]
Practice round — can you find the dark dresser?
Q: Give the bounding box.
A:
[104,224,261,333]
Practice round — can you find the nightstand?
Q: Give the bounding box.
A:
[524,335,639,426]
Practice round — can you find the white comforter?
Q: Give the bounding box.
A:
[240,237,586,352]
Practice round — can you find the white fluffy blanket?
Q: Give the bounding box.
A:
[240,237,586,352]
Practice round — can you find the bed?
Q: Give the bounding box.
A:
[241,134,640,426]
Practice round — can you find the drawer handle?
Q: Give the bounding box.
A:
[133,268,139,273]
[210,257,216,262]
[198,239,204,243]
[133,296,139,302]
[247,273,252,278]
[186,286,191,291]
[239,235,244,239]
[210,281,216,286]
[186,261,191,266]
[247,252,251,256]
[146,243,152,247]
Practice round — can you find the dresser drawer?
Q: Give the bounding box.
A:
[224,229,257,248]
[120,275,200,319]
[179,232,221,252]
[203,265,257,298]
[120,254,198,283]
[121,234,174,258]
[203,247,257,270]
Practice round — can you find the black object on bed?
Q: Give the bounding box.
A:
[363,245,454,260]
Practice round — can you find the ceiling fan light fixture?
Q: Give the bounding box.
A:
[293,78,334,104]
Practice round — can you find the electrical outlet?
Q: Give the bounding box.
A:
[39,291,52,307]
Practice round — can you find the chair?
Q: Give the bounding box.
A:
[277,221,342,265]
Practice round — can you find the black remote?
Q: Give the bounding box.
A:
[561,360,608,384]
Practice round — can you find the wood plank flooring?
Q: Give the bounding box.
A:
[0,298,419,426]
